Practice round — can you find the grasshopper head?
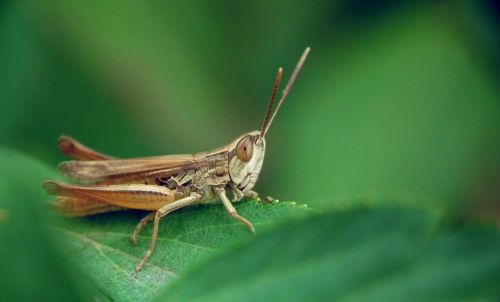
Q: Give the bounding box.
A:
[228,47,310,193]
[228,131,266,192]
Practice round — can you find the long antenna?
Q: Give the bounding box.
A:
[260,68,283,135]
[262,47,311,137]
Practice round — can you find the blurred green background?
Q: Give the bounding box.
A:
[1,1,499,213]
[1,1,500,301]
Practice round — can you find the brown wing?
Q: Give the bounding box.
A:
[56,135,200,183]
[59,155,200,183]
[58,135,115,160]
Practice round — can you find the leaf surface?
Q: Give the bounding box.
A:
[53,199,312,301]
[0,149,101,302]
[160,206,500,301]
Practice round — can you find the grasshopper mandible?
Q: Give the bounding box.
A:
[44,47,310,271]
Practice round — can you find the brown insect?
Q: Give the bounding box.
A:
[44,47,311,271]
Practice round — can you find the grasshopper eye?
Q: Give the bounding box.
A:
[236,136,253,162]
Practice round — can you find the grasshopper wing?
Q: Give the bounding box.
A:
[59,155,200,183]
[58,135,115,161]
[56,136,199,183]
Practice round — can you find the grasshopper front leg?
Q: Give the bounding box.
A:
[229,183,259,202]
[244,190,259,200]
[217,188,256,235]
[229,183,245,202]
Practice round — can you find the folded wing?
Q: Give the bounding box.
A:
[59,155,199,183]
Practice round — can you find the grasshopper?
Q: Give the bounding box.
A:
[44,47,310,271]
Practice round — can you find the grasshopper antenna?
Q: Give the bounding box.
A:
[262,47,311,137]
[260,67,283,135]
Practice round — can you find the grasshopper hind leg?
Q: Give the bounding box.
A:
[130,212,155,245]
[135,192,201,272]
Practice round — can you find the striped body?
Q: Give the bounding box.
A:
[46,132,264,216]
[43,47,311,272]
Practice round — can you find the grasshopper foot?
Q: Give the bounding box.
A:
[264,196,276,203]
[244,190,260,201]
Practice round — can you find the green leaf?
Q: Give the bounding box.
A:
[0,146,312,301]
[0,148,100,302]
[52,197,312,301]
[159,206,500,301]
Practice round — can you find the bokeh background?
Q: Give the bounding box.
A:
[1,1,500,301]
[1,0,499,212]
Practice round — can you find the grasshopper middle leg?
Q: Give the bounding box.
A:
[218,189,256,235]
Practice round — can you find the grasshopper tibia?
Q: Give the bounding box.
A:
[135,192,201,272]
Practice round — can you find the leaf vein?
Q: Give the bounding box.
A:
[53,227,178,278]
[86,231,219,252]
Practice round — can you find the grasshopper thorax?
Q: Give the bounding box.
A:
[228,131,266,192]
